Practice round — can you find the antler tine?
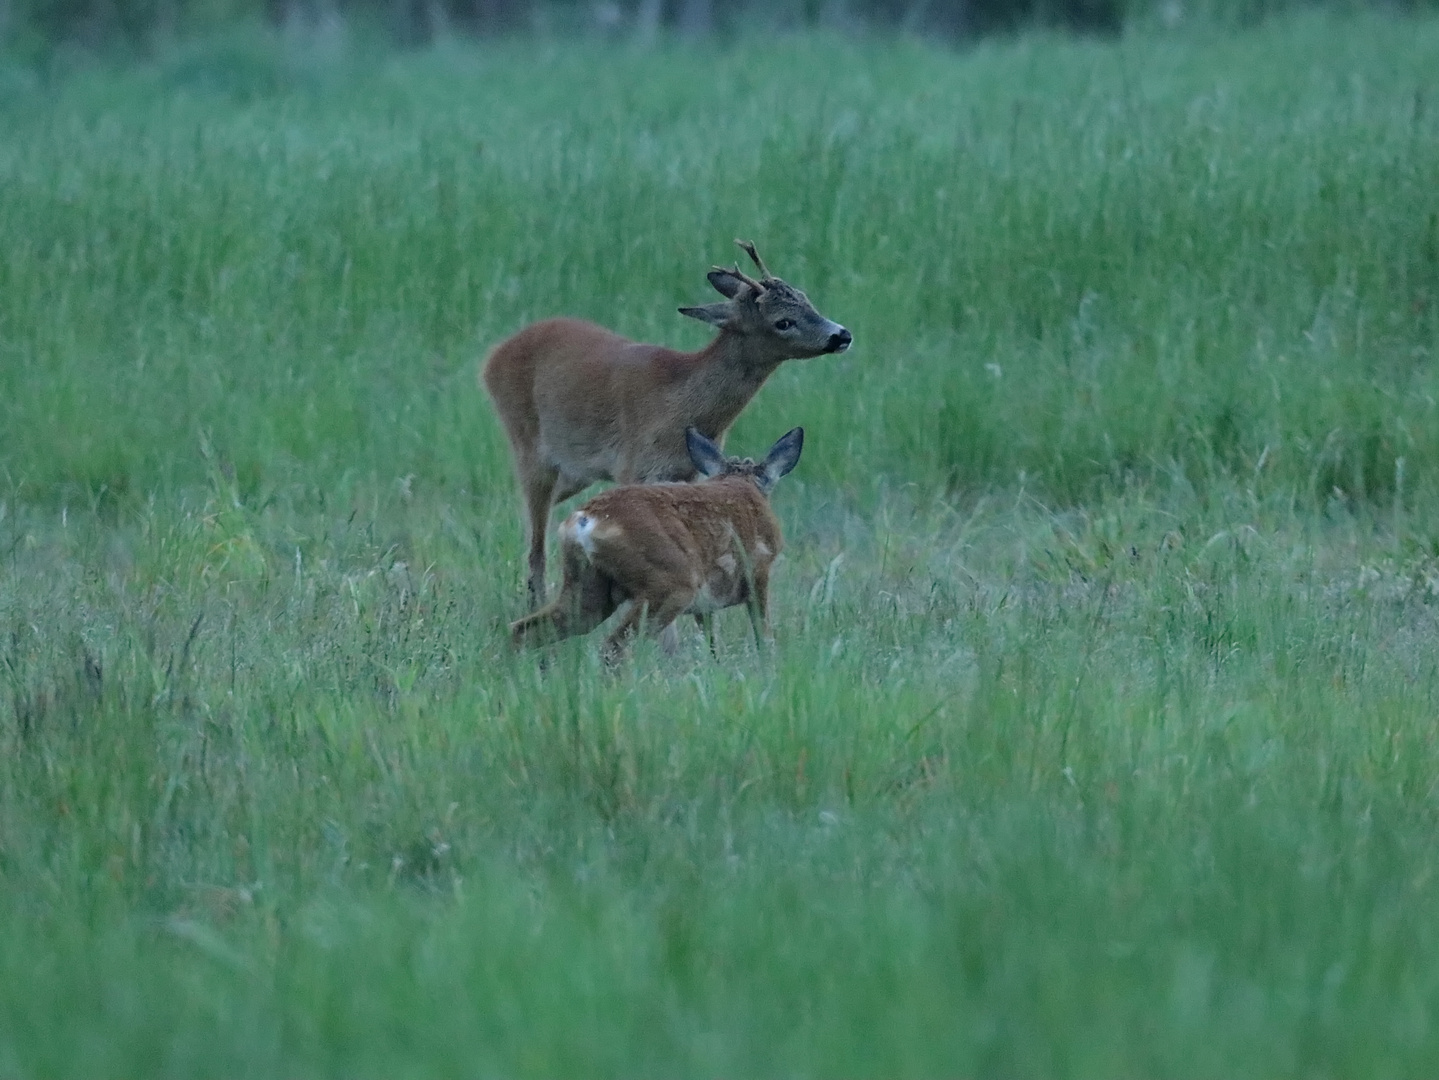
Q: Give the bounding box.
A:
[734,239,772,281]
[713,261,765,293]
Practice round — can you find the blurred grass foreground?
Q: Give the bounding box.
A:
[2,5,1439,1078]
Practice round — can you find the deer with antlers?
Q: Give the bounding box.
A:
[509,427,803,664]
[482,240,850,609]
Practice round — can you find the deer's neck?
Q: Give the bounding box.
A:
[681,331,784,436]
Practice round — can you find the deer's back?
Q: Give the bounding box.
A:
[483,317,714,483]
[484,318,702,403]
[561,479,782,600]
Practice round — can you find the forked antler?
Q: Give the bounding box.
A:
[735,238,773,281]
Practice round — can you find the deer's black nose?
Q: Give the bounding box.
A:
[828,328,852,353]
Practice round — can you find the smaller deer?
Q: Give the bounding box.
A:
[509,427,804,664]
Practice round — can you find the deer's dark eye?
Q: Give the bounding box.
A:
[774,318,796,331]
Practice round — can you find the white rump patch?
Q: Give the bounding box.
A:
[754,541,772,559]
[560,511,603,554]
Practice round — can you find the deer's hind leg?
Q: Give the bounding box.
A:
[519,470,595,611]
[511,542,618,648]
[519,463,560,611]
[600,591,696,667]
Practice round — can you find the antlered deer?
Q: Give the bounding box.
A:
[482,240,849,609]
[509,427,803,664]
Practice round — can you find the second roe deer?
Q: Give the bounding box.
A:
[509,427,804,664]
[482,240,849,609]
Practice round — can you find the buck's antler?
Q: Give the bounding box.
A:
[712,262,766,293]
[735,239,772,282]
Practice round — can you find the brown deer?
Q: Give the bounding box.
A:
[509,427,804,664]
[482,240,849,609]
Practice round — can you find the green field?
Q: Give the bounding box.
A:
[3,12,1439,1075]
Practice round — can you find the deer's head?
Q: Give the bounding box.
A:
[679,240,851,363]
[685,426,804,496]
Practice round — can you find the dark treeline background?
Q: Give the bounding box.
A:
[1,0,1096,51]
[3,0,1429,56]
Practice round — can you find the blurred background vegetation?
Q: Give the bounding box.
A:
[3,0,1434,62]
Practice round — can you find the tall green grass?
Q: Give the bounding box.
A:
[3,13,1439,1077]
[2,15,1435,505]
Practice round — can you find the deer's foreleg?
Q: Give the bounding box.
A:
[746,570,773,651]
[695,613,717,658]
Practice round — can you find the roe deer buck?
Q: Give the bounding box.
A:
[509,427,804,664]
[482,240,849,609]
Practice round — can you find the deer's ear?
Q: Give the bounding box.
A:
[760,427,804,490]
[706,269,749,299]
[685,427,727,478]
[678,301,735,328]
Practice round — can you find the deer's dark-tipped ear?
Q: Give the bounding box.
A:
[685,428,728,478]
[759,427,803,491]
[678,301,735,328]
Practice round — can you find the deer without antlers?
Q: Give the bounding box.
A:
[510,427,803,664]
[482,240,850,609]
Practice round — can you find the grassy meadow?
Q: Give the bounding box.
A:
[3,12,1439,1075]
